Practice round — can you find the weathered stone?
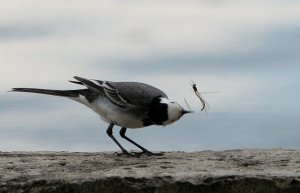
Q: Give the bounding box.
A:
[1,149,300,193]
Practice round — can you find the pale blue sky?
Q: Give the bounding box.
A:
[0,0,300,151]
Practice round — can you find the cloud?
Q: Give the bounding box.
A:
[0,23,56,40]
[1,1,300,79]
[91,23,300,76]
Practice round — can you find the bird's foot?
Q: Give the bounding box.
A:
[132,150,164,156]
[115,150,140,157]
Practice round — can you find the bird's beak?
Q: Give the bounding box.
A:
[182,109,193,115]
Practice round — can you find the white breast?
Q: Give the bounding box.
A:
[72,95,145,128]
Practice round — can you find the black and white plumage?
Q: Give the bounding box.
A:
[12,76,192,156]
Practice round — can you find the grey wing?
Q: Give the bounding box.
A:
[72,76,167,107]
[72,76,128,108]
[108,81,168,107]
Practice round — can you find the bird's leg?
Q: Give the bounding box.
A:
[119,127,163,156]
[106,123,137,157]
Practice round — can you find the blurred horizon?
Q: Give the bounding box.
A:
[1,0,300,152]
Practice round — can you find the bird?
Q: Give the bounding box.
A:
[11,76,192,156]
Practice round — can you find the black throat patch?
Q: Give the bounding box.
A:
[143,97,168,126]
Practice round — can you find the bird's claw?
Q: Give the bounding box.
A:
[115,150,140,157]
[114,150,164,157]
[132,150,164,156]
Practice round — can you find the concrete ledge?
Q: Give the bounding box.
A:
[1,149,300,193]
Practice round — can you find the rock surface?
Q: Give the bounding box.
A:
[1,149,300,193]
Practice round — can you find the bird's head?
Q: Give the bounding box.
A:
[159,98,193,125]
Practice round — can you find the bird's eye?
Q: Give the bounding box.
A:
[170,102,175,104]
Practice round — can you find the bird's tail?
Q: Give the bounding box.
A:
[11,88,80,98]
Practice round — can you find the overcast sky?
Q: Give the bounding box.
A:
[1,0,300,152]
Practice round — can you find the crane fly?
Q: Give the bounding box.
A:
[191,80,207,111]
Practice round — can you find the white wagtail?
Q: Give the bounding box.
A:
[12,76,192,156]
